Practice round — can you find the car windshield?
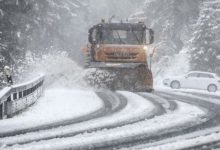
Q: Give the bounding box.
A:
[188,73,199,77]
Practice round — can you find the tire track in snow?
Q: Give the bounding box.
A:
[149,90,220,150]
[139,92,177,112]
[157,90,220,126]
[0,90,125,139]
[184,137,220,150]
[96,91,128,115]
[2,92,208,150]
[127,91,218,150]
[103,92,209,150]
[0,91,157,147]
[154,91,216,135]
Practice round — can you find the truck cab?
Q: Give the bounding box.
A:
[85,22,154,68]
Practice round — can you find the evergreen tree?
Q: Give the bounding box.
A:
[0,0,33,87]
[190,0,220,73]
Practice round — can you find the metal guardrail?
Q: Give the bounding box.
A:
[0,74,45,119]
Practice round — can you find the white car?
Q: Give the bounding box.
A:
[163,71,220,92]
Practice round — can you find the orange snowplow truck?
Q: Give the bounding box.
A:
[83,21,154,92]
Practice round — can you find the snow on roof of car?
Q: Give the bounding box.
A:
[188,71,216,76]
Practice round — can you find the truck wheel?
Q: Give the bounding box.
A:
[207,84,217,92]
[170,81,180,89]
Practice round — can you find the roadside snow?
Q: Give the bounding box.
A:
[4,98,207,150]
[0,89,103,134]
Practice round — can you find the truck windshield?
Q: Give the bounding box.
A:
[100,29,145,45]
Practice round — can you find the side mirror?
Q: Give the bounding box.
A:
[146,29,154,45]
[89,27,97,44]
[149,29,154,44]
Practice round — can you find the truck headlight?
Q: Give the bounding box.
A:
[143,46,148,50]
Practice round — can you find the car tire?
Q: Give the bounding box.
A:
[207,84,217,92]
[170,81,181,89]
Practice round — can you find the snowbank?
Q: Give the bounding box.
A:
[0,89,103,134]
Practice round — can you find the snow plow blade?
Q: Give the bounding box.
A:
[85,63,153,92]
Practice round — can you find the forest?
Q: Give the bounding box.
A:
[0,0,219,87]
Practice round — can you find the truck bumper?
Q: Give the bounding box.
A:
[86,62,148,69]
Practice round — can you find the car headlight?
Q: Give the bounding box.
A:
[163,79,170,85]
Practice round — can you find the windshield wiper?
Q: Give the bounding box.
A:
[115,30,124,44]
[132,29,141,44]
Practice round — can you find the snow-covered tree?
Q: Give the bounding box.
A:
[0,0,89,86]
[139,0,200,58]
[0,0,32,86]
[87,0,145,24]
[190,0,220,73]
[129,0,200,78]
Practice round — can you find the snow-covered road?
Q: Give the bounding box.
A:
[0,89,104,136]
[0,87,218,150]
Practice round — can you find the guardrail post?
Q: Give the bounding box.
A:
[4,101,7,119]
[0,103,3,119]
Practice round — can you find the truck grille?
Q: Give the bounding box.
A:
[105,52,138,60]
